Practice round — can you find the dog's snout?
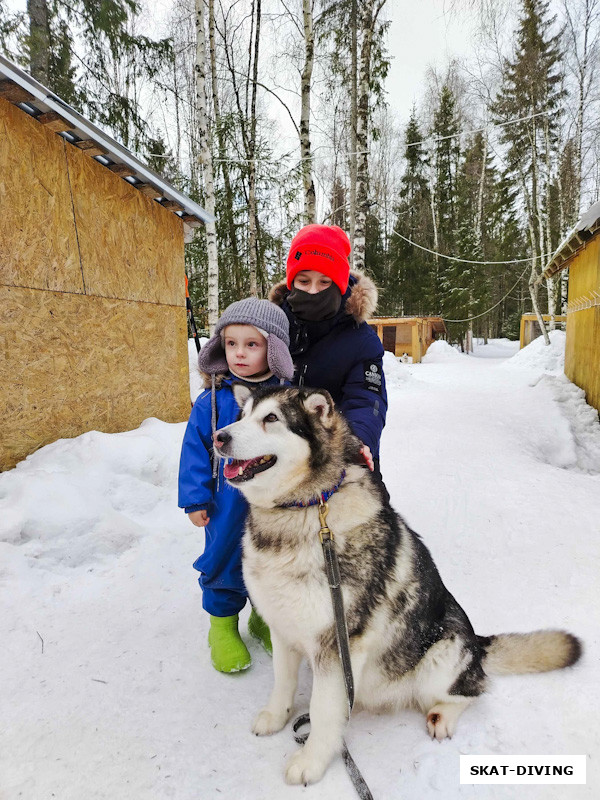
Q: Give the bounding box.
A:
[213,430,232,449]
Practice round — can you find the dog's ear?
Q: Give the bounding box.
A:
[232,383,254,408]
[303,390,334,425]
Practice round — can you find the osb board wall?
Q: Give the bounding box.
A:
[1,285,190,471]
[65,145,184,305]
[0,96,185,305]
[0,97,84,293]
[1,98,190,469]
[565,237,600,413]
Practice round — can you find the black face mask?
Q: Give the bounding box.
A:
[287,283,342,321]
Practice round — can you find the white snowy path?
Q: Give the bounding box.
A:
[1,336,599,800]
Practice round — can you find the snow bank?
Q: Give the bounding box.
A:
[382,350,414,389]
[0,419,186,570]
[535,373,600,473]
[503,329,566,375]
[421,340,464,363]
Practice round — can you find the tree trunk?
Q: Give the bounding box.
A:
[354,0,377,273]
[300,0,316,224]
[561,266,569,315]
[247,0,262,296]
[546,275,558,328]
[475,133,487,253]
[349,0,358,266]
[542,112,556,328]
[429,163,440,311]
[527,218,550,346]
[209,0,243,297]
[27,0,50,85]
[195,0,219,333]
[527,116,550,345]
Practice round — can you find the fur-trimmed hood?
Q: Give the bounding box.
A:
[268,270,378,324]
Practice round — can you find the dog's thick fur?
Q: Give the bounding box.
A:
[215,385,582,786]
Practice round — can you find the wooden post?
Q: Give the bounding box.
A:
[519,315,526,349]
[411,320,421,363]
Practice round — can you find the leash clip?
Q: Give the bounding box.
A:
[318,500,333,542]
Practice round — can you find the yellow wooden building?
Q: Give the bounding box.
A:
[542,202,600,413]
[0,55,211,470]
[367,317,447,363]
[519,314,566,348]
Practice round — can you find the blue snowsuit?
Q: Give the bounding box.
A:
[178,374,283,617]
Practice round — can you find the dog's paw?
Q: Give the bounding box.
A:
[252,707,289,736]
[426,701,467,741]
[285,747,328,786]
[427,708,456,742]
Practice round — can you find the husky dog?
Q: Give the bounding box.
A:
[214,384,582,786]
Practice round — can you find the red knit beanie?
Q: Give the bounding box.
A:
[286,224,351,294]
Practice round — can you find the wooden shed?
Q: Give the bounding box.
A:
[367,317,447,363]
[542,201,600,413]
[0,55,211,471]
[519,314,566,349]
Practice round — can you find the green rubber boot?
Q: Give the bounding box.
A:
[248,607,272,655]
[208,614,251,673]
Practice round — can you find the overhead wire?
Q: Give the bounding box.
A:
[440,264,531,323]
[390,228,554,265]
[404,110,551,148]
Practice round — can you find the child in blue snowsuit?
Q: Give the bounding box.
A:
[178,298,294,673]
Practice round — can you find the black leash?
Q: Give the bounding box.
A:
[291,500,374,800]
[318,501,355,715]
[185,275,201,353]
[293,714,373,800]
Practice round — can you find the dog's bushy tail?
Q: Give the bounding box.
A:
[478,631,582,675]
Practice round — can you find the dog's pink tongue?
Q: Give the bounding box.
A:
[223,459,253,479]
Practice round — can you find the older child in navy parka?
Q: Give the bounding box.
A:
[269,224,388,477]
[178,298,294,673]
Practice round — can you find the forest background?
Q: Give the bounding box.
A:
[2,0,599,344]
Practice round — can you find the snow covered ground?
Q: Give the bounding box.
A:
[1,335,599,800]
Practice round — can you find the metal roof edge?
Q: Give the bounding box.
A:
[0,53,214,226]
[543,207,600,279]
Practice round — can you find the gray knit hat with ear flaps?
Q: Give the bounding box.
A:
[197,298,294,381]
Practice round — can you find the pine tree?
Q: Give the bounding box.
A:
[492,0,565,340]
[444,134,484,344]
[387,110,432,315]
[319,0,390,263]
[431,84,461,316]
[18,1,171,152]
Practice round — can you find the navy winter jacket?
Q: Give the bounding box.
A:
[270,271,387,457]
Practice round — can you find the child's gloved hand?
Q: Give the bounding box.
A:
[188,509,210,527]
[360,444,374,471]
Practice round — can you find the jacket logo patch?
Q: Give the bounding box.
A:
[295,250,302,260]
[363,361,382,394]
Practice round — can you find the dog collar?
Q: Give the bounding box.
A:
[279,470,346,509]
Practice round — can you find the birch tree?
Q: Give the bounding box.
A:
[208,0,243,297]
[349,0,358,265]
[353,0,387,273]
[492,0,564,344]
[195,0,219,332]
[247,0,262,296]
[300,0,316,223]
[562,0,600,214]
